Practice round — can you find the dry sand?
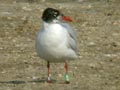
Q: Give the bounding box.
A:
[0,0,120,90]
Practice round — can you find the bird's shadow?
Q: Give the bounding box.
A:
[0,78,56,84]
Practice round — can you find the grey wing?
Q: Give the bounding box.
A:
[62,23,77,52]
[68,36,77,52]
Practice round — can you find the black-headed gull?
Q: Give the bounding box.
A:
[36,8,78,83]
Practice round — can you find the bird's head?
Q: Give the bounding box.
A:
[42,8,72,23]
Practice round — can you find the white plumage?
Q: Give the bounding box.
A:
[36,22,78,62]
[35,8,78,83]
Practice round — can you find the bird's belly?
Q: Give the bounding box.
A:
[36,28,77,62]
[36,32,68,62]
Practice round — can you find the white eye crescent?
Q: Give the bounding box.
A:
[54,12,57,14]
[54,14,57,17]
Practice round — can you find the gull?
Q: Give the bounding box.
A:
[36,8,78,83]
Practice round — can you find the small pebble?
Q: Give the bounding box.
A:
[22,6,32,11]
[32,76,37,80]
[58,74,62,77]
[88,4,92,8]
[74,66,78,70]
[88,42,95,46]
[1,70,6,74]
[89,63,96,68]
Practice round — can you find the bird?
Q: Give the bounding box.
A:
[35,8,78,84]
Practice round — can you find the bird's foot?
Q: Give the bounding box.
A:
[47,80,52,83]
[47,76,52,83]
[65,74,70,84]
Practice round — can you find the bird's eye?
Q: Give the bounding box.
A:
[54,14,56,17]
[54,12,58,15]
[54,14,57,16]
[53,12,58,17]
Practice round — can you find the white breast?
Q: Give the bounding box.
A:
[36,23,77,62]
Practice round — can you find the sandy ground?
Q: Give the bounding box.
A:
[0,0,120,90]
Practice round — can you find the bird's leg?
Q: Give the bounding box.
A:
[65,61,70,84]
[47,61,51,83]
